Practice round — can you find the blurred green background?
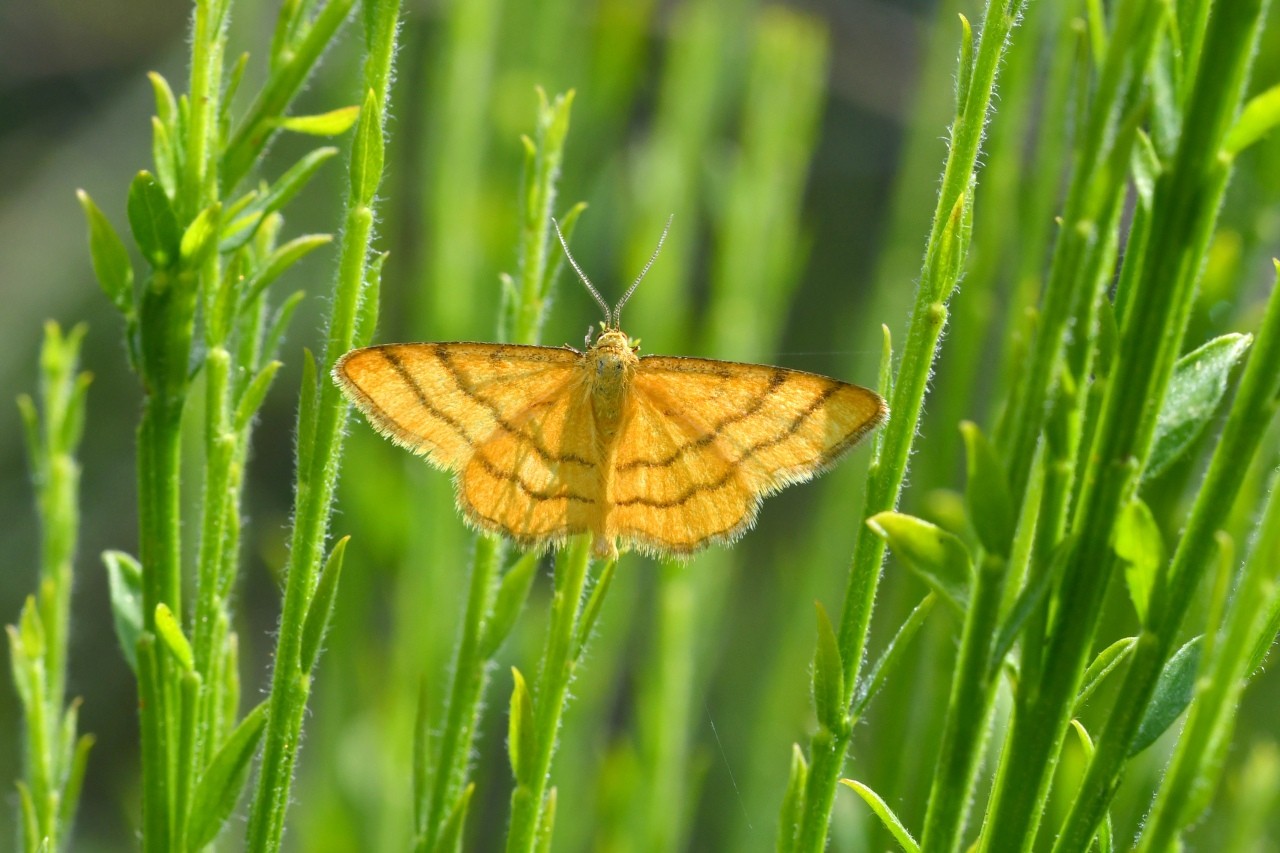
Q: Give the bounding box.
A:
[3,0,1280,850]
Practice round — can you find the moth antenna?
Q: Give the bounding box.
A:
[613,214,673,327]
[553,218,612,327]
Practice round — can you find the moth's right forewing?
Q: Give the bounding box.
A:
[334,343,581,472]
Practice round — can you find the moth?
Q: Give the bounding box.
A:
[334,221,888,559]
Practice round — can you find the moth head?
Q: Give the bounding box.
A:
[553,214,673,333]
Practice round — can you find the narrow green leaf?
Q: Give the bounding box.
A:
[535,786,557,853]
[296,349,319,469]
[1074,637,1138,715]
[961,421,1016,557]
[811,601,845,733]
[853,594,936,720]
[508,667,535,784]
[237,234,332,313]
[350,88,384,207]
[481,552,540,659]
[840,779,921,853]
[954,14,974,117]
[16,780,38,853]
[276,105,362,136]
[867,512,972,613]
[430,784,475,853]
[262,290,306,362]
[1115,499,1164,624]
[1146,333,1253,479]
[77,189,135,315]
[151,116,177,197]
[991,538,1074,675]
[180,202,221,269]
[103,550,143,672]
[234,361,282,433]
[220,147,339,252]
[185,700,269,851]
[147,71,178,129]
[1131,636,1203,756]
[356,251,385,349]
[574,558,616,662]
[155,603,194,670]
[1069,718,1114,853]
[412,677,430,841]
[299,536,349,673]
[58,733,95,839]
[776,744,808,853]
[1224,82,1280,155]
[6,624,33,710]
[126,170,181,269]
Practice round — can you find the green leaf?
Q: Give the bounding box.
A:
[1131,636,1203,756]
[1224,82,1280,155]
[185,700,269,851]
[152,116,177,197]
[296,349,319,468]
[1146,333,1253,479]
[853,594,937,720]
[299,536,349,673]
[103,550,143,672]
[867,512,972,613]
[574,557,616,662]
[535,787,557,853]
[1115,499,1164,624]
[77,189,135,316]
[16,780,37,853]
[234,361,283,433]
[430,784,475,853]
[961,421,1016,557]
[776,744,808,853]
[237,234,332,313]
[482,552,540,659]
[276,105,362,136]
[126,170,181,269]
[356,251,385,349]
[262,290,306,362]
[811,601,845,733]
[412,677,431,839]
[1069,718,1113,853]
[59,733,95,838]
[180,202,221,269]
[991,538,1074,674]
[840,779,921,853]
[147,71,178,129]
[155,602,194,670]
[508,667,535,784]
[220,147,339,252]
[1074,637,1138,715]
[350,88,385,207]
[6,624,33,710]
[955,13,974,117]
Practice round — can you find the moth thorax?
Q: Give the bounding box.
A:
[589,330,636,434]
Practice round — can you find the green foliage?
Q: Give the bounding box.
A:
[12,0,1280,849]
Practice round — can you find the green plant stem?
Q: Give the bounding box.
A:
[982,0,1268,847]
[418,89,576,849]
[1056,257,1280,850]
[506,537,595,853]
[919,553,1007,852]
[12,323,93,853]
[998,0,1161,502]
[245,3,400,850]
[1136,465,1280,851]
[420,535,501,849]
[793,2,1021,848]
